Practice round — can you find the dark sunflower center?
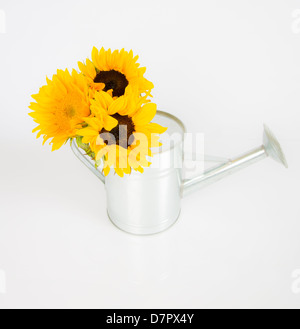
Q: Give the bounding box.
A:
[94,70,129,97]
[100,114,135,149]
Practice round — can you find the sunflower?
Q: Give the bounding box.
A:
[29,69,91,151]
[78,47,154,97]
[77,89,167,177]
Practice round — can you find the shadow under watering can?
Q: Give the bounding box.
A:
[72,111,288,235]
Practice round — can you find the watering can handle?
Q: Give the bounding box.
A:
[71,140,105,184]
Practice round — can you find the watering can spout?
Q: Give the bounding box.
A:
[182,125,288,196]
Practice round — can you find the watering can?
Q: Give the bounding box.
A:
[72,111,288,235]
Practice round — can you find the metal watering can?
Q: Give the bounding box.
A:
[72,111,288,235]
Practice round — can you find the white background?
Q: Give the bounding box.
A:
[0,0,299,309]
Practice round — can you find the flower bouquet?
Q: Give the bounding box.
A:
[29,47,167,177]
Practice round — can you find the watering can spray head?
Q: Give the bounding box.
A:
[263,124,288,168]
[182,124,288,196]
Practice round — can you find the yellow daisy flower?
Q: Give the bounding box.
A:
[29,69,91,151]
[78,47,154,97]
[77,89,167,177]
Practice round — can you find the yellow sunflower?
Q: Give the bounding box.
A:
[77,89,167,177]
[29,69,91,151]
[78,47,154,97]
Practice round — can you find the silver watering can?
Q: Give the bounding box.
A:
[72,111,288,235]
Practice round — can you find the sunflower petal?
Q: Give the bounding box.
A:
[103,115,118,131]
[108,96,126,115]
[132,103,157,126]
[95,91,113,110]
[145,123,168,134]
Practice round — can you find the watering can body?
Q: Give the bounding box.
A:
[105,157,183,235]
